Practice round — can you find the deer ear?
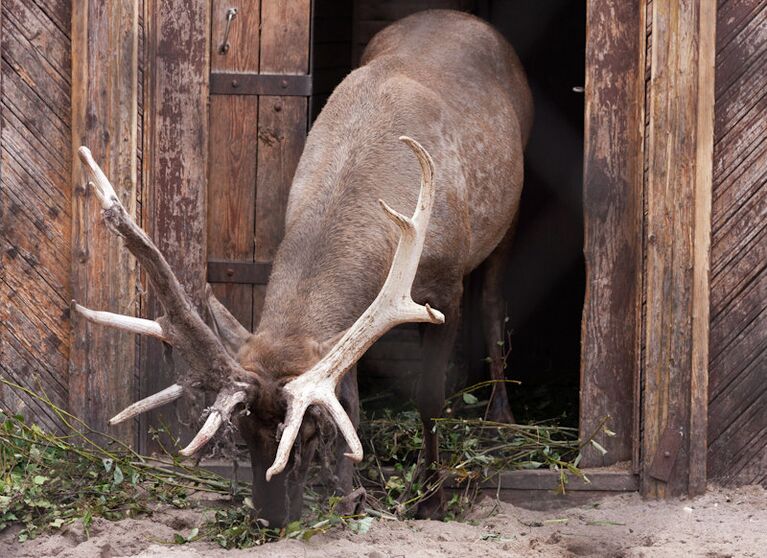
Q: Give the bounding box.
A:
[205,284,251,356]
[312,329,349,359]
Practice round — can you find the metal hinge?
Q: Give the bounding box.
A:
[210,73,313,97]
[648,424,684,483]
[207,260,272,285]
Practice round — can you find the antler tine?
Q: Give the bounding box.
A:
[178,388,247,457]
[71,300,167,341]
[75,147,277,450]
[265,136,444,481]
[109,384,184,425]
[76,147,238,377]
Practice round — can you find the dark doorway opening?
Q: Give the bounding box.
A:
[311,1,586,427]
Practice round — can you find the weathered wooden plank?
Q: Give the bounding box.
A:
[726,420,767,485]
[710,308,766,399]
[70,0,139,444]
[1,276,69,401]
[28,0,70,38]
[1,14,70,124]
[708,351,767,442]
[579,0,645,468]
[2,159,69,260]
[1,188,69,303]
[210,0,261,72]
[253,0,310,323]
[711,226,767,314]
[711,178,766,277]
[716,0,763,53]
[1,99,70,201]
[2,65,70,172]
[0,0,73,433]
[714,49,767,141]
[712,142,767,230]
[208,96,259,331]
[714,3,766,100]
[710,274,766,363]
[3,0,71,85]
[207,0,261,333]
[707,361,767,482]
[141,0,210,454]
[642,0,716,497]
[713,99,767,181]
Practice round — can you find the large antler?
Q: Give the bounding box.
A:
[73,147,272,454]
[265,136,445,481]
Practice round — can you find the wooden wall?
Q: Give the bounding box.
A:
[0,0,72,432]
[707,0,767,487]
[206,0,311,334]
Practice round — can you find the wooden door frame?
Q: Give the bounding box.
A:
[580,0,716,497]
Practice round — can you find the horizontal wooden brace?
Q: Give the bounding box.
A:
[207,260,272,285]
[201,459,639,493]
[210,72,313,96]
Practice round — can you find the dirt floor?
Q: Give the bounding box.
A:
[2,484,765,557]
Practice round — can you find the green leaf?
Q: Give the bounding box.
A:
[348,516,374,535]
[462,393,479,405]
[49,518,65,529]
[174,533,187,544]
[102,458,113,473]
[113,465,124,485]
[33,475,48,485]
[173,527,199,544]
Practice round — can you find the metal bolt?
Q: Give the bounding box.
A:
[664,451,671,457]
[281,79,288,89]
[226,268,234,277]
[231,79,239,88]
[274,102,282,112]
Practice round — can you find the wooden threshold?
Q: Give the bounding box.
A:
[201,460,638,511]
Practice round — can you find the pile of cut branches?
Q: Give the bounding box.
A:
[358,381,607,518]
[0,379,605,548]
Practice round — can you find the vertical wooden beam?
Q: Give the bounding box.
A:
[689,0,716,497]
[253,0,311,326]
[141,0,210,453]
[580,0,646,467]
[642,0,716,497]
[207,0,262,331]
[70,0,139,443]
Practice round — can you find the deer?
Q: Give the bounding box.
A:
[71,10,532,527]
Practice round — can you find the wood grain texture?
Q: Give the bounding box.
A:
[68,0,138,444]
[641,0,716,498]
[208,96,259,331]
[141,0,210,454]
[708,0,767,487]
[252,0,311,325]
[1,0,72,433]
[208,0,261,332]
[579,0,645,468]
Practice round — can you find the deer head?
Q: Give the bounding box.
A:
[72,137,444,523]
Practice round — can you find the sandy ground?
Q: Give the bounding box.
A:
[2,484,765,557]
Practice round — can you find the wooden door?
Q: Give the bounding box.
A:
[207,0,312,331]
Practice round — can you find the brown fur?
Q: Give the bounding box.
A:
[234,10,532,526]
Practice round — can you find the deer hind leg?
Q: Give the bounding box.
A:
[481,222,518,424]
[414,293,461,520]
